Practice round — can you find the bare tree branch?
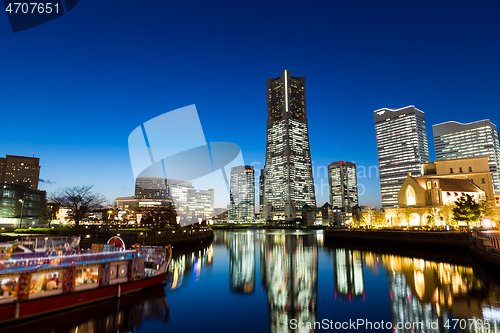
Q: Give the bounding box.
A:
[50,185,106,227]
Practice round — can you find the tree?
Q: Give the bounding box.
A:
[441,203,454,226]
[452,194,481,227]
[365,206,374,225]
[391,208,403,226]
[351,214,359,227]
[403,207,413,226]
[40,205,56,227]
[479,195,495,219]
[425,205,442,226]
[51,185,105,227]
[372,209,386,226]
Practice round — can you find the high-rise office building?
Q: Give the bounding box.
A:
[229,165,255,222]
[0,155,41,189]
[187,188,214,222]
[259,168,264,218]
[374,106,430,208]
[328,161,358,221]
[433,120,500,193]
[263,70,316,222]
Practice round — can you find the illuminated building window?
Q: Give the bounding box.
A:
[406,185,416,206]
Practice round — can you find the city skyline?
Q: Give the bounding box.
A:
[2,1,500,208]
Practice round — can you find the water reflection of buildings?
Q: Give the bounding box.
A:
[229,231,255,293]
[167,244,214,290]
[364,253,500,333]
[333,249,365,301]
[260,233,318,333]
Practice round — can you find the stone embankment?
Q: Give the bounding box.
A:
[325,228,469,250]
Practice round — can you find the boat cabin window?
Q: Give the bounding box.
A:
[1,276,18,299]
[30,271,63,294]
[76,266,99,286]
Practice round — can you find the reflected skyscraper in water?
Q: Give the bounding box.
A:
[260,232,318,333]
[333,249,365,300]
[229,231,255,293]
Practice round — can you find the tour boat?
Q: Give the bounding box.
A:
[0,237,172,325]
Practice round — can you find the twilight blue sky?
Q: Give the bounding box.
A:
[1,0,500,208]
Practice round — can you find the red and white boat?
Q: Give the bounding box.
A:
[0,237,171,325]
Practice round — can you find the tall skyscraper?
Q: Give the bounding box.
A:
[374,106,430,208]
[259,168,264,218]
[263,70,316,222]
[433,120,500,193]
[328,161,358,221]
[0,155,40,189]
[229,165,255,222]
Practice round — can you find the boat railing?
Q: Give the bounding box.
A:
[0,250,138,273]
[20,236,75,250]
[470,229,500,250]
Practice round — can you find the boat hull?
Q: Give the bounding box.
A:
[0,272,167,325]
[0,285,168,333]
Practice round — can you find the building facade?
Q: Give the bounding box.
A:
[135,177,170,200]
[229,165,255,222]
[0,183,46,226]
[374,106,430,208]
[328,161,358,222]
[398,176,484,208]
[187,188,214,222]
[433,120,500,194]
[421,156,496,203]
[259,168,264,219]
[133,177,214,225]
[0,155,40,189]
[263,70,316,222]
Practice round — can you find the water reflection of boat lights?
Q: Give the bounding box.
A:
[171,267,179,290]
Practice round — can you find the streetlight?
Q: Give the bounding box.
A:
[19,199,25,229]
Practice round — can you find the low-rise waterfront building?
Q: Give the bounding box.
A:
[385,174,485,226]
[421,156,496,204]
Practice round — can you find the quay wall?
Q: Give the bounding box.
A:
[325,229,469,250]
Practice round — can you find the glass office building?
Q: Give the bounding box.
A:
[229,165,255,222]
[433,120,500,193]
[374,106,430,208]
[328,161,358,221]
